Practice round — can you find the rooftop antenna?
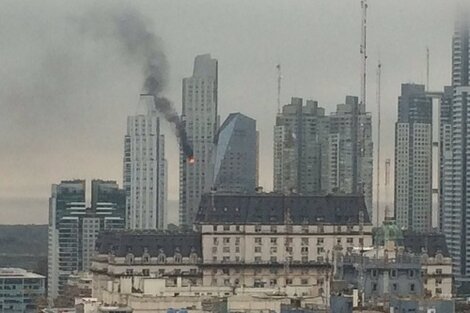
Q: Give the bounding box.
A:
[384,159,391,218]
[276,64,282,114]
[360,0,368,112]
[426,47,430,91]
[375,61,382,258]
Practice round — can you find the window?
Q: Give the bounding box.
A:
[213,237,219,245]
[255,237,262,244]
[286,279,293,285]
[222,269,229,275]
[301,256,308,263]
[436,268,442,274]
[301,238,309,246]
[270,246,277,253]
[235,237,240,245]
[223,247,230,253]
[391,269,397,278]
[270,279,277,286]
[371,269,378,278]
[347,238,353,244]
[270,225,277,233]
[235,225,241,231]
[436,288,442,294]
[410,284,415,292]
[142,269,150,276]
[317,238,324,245]
[436,278,442,285]
[126,269,133,275]
[213,225,217,231]
[270,256,277,263]
[270,237,277,244]
[254,256,262,263]
[235,247,240,253]
[408,270,415,278]
[301,247,309,253]
[301,279,309,285]
[212,247,217,253]
[223,237,230,244]
[392,283,397,291]
[158,269,165,276]
[223,225,230,231]
[255,246,262,253]
[317,247,324,254]
[372,283,377,291]
[255,225,262,232]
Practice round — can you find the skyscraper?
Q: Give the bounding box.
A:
[211,113,258,193]
[394,83,433,232]
[180,54,218,227]
[442,6,470,284]
[47,180,125,302]
[123,94,167,230]
[273,98,330,194]
[329,96,373,217]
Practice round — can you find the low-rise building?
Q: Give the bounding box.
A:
[0,268,45,313]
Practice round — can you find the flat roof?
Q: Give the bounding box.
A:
[0,268,45,279]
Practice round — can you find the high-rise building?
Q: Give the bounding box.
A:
[442,6,470,284]
[394,83,433,232]
[123,94,167,230]
[439,86,453,231]
[210,113,258,193]
[180,54,218,227]
[329,96,373,218]
[273,98,330,194]
[47,180,125,303]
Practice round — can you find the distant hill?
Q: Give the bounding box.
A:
[0,225,48,274]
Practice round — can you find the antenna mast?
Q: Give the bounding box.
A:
[360,0,368,111]
[376,62,382,228]
[426,47,430,91]
[277,64,282,114]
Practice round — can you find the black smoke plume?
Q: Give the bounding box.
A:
[81,6,193,158]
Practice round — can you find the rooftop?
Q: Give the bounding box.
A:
[95,230,201,257]
[0,268,45,279]
[195,193,371,225]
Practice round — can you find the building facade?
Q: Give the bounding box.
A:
[48,180,125,302]
[123,94,167,230]
[394,84,433,232]
[0,268,45,313]
[442,6,470,284]
[273,98,330,194]
[180,54,219,227]
[211,113,258,194]
[329,96,373,218]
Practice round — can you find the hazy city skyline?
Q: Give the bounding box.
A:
[0,0,458,224]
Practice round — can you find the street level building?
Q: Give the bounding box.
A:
[0,268,45,313]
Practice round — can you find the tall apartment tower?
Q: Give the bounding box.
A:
[123,94,167,230]
[273,98,330,194]
[180,54,218,227]
[394,84,433,232]
[211,113,258,193]
[439,86,453,231]
[442,6,470,284]
[47,180,125,303]
[329,96,373,217]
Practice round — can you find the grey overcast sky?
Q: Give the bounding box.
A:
[0,0,457,224]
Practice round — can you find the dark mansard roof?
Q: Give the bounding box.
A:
[95,230,201,257]
[195,193,371,225]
